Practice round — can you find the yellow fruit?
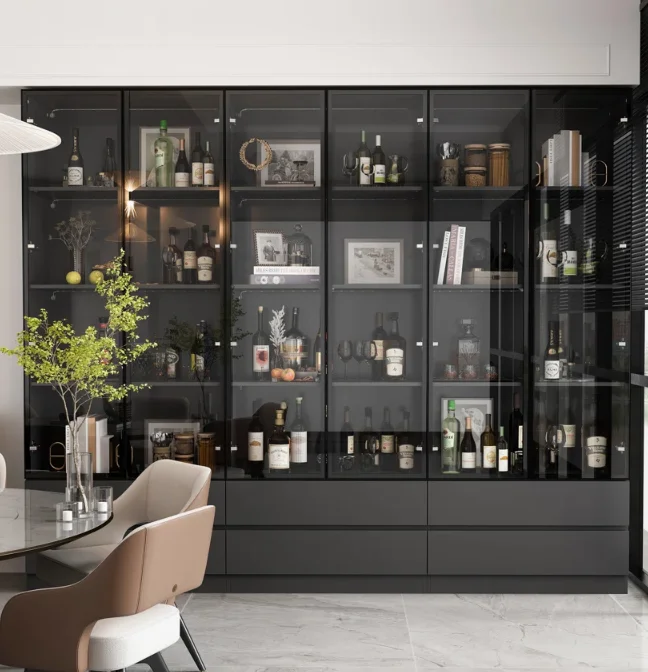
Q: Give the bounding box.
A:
[66,271,82,285]
[89,270,104,285]
[271,368,284,380]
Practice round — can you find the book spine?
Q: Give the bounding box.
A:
[446,225,459,285]
[453,226,467,285]
[547,138,555,187]
[254,266,320,276]
[437,230,451,285]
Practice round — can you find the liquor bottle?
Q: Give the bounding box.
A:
[558,323,567,378]
[481,413,497,472]
[544,424,561,479]
[371,312,387,381]
[313,323,323,380]
[191,131,204,186]
[289,396,308,468]
[203,140,215,186]
[163,227,183,284]
[497,426,509,473]
[103,138,116,186]
[340,406,355,465]
[397,410,415,470]
[174,138,191,187]
[154,120,174,188]
[561,209,578,281]
[380,407,395,455]
[494,242,516,272]
[357,129,372,186]
[535,393,549,475]
[457,319,480,379]
[509,392,524,475]
[372,134,386,185]
[67,128,84,186]
[190,322,205,378]
[280,400,288,426]
[544,321,560,380]
[247,399,264,478]
[360,407,380,468]
[183,233,198,284]
[384,312,406,381]
[537,201,558,284]
[559,399,577,476]
[460,416,477,473]
[284,307,309,371]
[441,400,460,474]
[197,225,215,284]
[584,409,607,474]
[268,409,290,474]
[252,306,270,381]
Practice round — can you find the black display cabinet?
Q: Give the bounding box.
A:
[22,87,633,593]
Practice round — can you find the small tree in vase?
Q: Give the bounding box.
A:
[1,251,155,516]
[50,210,97,283]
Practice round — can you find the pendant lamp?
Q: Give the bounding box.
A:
[0,113,60,154]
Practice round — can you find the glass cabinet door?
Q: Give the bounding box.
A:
[23,90,123,477]
[531,89,631,480]
[226,90,325,479]
[328,90,428,478]
[429,90,528,479]
[125,90,225,478]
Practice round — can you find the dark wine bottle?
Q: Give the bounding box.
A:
[191,131,204,186]
[203,140,215,186]
[460,416,477,473]
[509,392,524,476]
[384,313,406,381]
[183,233,198,284]
[284,308,309,371]
[360,407,380,469]
[561,209,578,282]
[313,323,323,380]
[544,321,560,380]
[103,138,116,186]
[340,406,355,467]
[380,407,395,456]
[537,202,558,284]
[357,129,372,186]
[372,134,386,185]
[174,138,190,187]
[481,413,497,472]
[67,128,84,186]
[252,306,270,381]
[197,225,215,284]
[247,399,264,479]
[162,227,183,284]
[268,409,290,474]
[371,312,387,381]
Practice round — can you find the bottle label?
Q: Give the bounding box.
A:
[461,452,476,469]
[203,163,215,186]
[192,162,204,185]
[541,240,558,279]
[175,258,183,283]
[498,449,509,472]
[385,348,404,377]
[586,436,607,468]
[315,352,322,374]
[166,348,179,379]
[253,345,270,372]
[442,429,456,467]
[518,425,524,448]
[346,436,354,454]
[544,360,560,380]
[562,424,576,449]
[290,431,308,463]
[183,251,197,269]
[374,164,386,184]
[248,432,264,462]
[175,172,190,187]
[398,444,415,470]
[563,250,578,277]
[359,157,371,185]
[483,445,497,469]
[269,443,290,469]
[381,434,395,454]
[192,354,204,373]
[67,167,83,185]
[197,256,213,282]
[373,340,384,361]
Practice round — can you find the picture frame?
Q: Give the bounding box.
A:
[258,139,321,187]
[144,419,200,466]
[441,397,494,468]
[139,126,191,187]
[254,230,286,266]
[344,239,404,285]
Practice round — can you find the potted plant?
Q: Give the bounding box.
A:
[1,250,155,515]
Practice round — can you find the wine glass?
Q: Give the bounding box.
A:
[353,341,365,380]
[337,340,353,380]
[342,151,359,186]
[362,340,377,380]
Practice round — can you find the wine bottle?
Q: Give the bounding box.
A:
[247,399,264,478]
[190,322,205,378]
[545,424,561,479]
[162,227,183,284]
[481,413,497,472]
[537,201,558,284]
[509,392,524,476]
[497,426,509,473]
[384,312,406,381]
[340,406,355,465]
[584,408,607,474]
[397,410,415,470]
[380,407,395,455]
[289,396,308,469]
[103,137,116,186]
[372,134,386,185]
[360,407,380,468]
[284,307,309,371]
[561,209,578,281]
[313,323,323,380]
[268,409,290,474]
[535,393,549,476]
[558,323,567,378]
[203,140,215,186]
[252,306,270,381]
[559,399,577,477]
[357,129,372,186]
[183,233,198,284]
[197,225,215,284]
[191,131,204,186]
[371,312,387,381]
[67,128,84,186]
[544,321,560,380]
[460,416,477,473]
[442,399,460,474]
[154,120,174,188]
[174,138,191,187]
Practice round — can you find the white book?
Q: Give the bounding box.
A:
[547,137,555,186]
[446,224,459,285]
[437,231,451,285]
[65,417,88,454]
[453,226,467,285]
[254,266,320,276]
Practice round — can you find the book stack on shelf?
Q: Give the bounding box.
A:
[541,130,590,187]
[250,266,320,286]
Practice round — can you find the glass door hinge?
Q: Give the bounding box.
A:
[230,445,237,452]
[230,243,237,250]
[27,242,36,250]
[416,341,423,347]
[416,243,424,249]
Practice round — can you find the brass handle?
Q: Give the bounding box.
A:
[535,161,542,187]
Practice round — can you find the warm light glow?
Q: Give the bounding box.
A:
[125,199,137,219]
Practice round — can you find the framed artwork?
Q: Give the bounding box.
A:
[258,139,321,187]
[139,126,190,187]
[254,230,285,266]
[344,239,404,285]
[144,419,200,466]
[441,397,493,468]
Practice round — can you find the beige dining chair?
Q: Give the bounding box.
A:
[0,505,215,672]
[36,459,212,671]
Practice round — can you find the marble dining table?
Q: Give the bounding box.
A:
[0,488,112,559]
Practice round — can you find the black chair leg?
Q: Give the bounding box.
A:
[180,612,206,671]
[143,652,170,672]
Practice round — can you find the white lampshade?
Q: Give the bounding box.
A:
[0,113,60,155]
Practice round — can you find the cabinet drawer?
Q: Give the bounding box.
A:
[207,480,225,526]
[428,530,628,576]
[227,481,427,526]
[206,530,225,574]
[228,530,427,575]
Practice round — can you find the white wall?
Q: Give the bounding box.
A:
[0,0,640,86]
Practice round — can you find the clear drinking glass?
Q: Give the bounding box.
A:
[65,451,94,518]
[93,486,113,517]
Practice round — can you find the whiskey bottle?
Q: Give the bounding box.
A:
[191,131,204,186]
[203,140,215,186]
[174,138,190,187]
[197,225,215,284]
[380,407,395,455]
[268,409,290,474]
[252,306,270,381]
[247,398,264,478]
[183,233,198,284]
[481,413,497,472]
[460,416,477,473]
[67,128,84,186]
[385,312,406,381]
[442,400,460,474]
[371,312,387,381]
[162,227,183,284]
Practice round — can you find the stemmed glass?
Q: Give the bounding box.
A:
[353,341,365,380]
[342,152,359,186]
[337,340,353,380]
[362,340,377,380]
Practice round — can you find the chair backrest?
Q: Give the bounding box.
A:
[0,453,6,492]
[143,459,211,520]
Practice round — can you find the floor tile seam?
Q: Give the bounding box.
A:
[401,593,421,672]
[609,592,648,631]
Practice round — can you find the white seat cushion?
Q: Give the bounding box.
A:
[41,543,117,575]
[88,604,180,671]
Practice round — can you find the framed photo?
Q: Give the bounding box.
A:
[139,126,191,187]
[344,239,403,285]
[144,419,200,466]
[441,397,493,468]
[259,139,321,187]
[254,230,286,266]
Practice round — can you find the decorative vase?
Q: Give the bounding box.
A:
[65,451,93,517]
[72,247,85,282]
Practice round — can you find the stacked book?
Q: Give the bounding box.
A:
[250,266,320,285]
[436,225,466,285]
[65,415,112,473]
[541,130,589,187]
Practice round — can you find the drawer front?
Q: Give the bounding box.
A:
[428,530,628,576]
[208,480,225,526]
[227,481,427,526]
[206,530,226,574]
[428,481,629,527]
[228,530,427,575]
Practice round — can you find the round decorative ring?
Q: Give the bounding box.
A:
[239,138,273,171]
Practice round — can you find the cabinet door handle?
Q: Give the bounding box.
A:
[230,243,237,250]
[230,342,238,347]
[416,341,423,347]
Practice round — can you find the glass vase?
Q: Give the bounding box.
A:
[65,451,93,517]
[72,247,85,282]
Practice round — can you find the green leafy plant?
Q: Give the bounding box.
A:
[0,250,155,512]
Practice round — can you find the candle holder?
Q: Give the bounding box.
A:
[93,486,113,517]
